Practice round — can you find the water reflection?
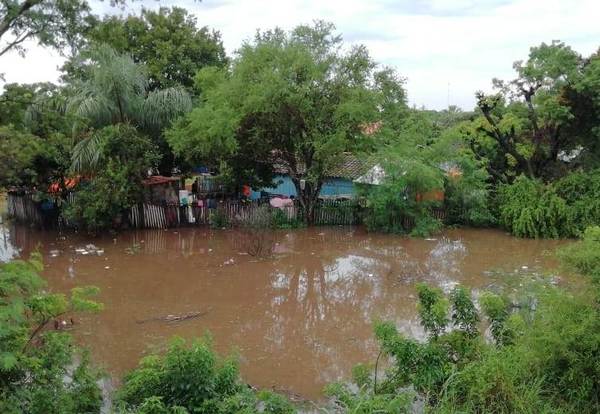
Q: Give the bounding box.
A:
[0,222,568,399]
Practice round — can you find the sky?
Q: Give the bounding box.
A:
[1,0,599,110]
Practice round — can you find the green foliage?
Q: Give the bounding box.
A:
[209,208,230,229]
[83,6,228,92]
[450,286,480,337]
[271,208,304,229]
[0,254,103,413]
[117,336,295,414]
[559,226,600,283]
[466,41,598,182]
[555,169,600,234]
[0,0,94,59]
[324,381,412,413]
[479,292,515,346]
[64,124,158,232]
[362,109,493,235]
[416,284,449,339]
[362,158,444,235]
[0,125,42,189]
[0,83,37,129]
[497,170,600,238]
[438,134,495,227]
[66,44,191,174]
[167,21,407,223]
[342,238,600,413]
[0,82,75,191]
[497,175,573,238]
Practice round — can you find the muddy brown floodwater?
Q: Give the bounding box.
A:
[0,221,570,401]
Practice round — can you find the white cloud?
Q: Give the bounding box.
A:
[1,0,599,110]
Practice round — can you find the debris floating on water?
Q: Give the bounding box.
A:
[75,244,104,256]
[135,308,212,324]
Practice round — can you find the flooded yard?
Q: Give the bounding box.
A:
[0,222,569,400]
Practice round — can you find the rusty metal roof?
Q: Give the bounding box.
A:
[142,176,180,186]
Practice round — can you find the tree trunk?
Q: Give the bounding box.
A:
[293,179,321,225]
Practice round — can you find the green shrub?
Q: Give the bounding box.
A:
[497,175,574,238]
[323,381,413,413]
[341,260,600,413]
[362,159,444,236]
[64,124,159,233]
[209,208,230,229]
[497,171,600,238]
[117,336,295,414]
[0,255,103,413]
[444,158,495,227]
[558,226,600,283]
[64,159,138,232]
[555,169,600,235]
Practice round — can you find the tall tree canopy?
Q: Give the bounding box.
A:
[0,0,95,58]
[67,44,191,173]
[467,41,600,182]
[66,6,227,93]
[167,21,407,223]
[0,82,75,190]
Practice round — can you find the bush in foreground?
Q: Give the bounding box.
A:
[328,235,600,413]
[116,336,295,414]
[0,254,103,413]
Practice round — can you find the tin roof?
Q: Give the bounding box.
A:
[273,152,367,180]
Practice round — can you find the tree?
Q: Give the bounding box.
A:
[0,82,36,128]
[65,124,159,233]
[0,254,103,413]
[0,82,75,192]
[167,21,407,223]
[80,6,228,92]
[0,125,42,188]
[0,0,95,58]
[67,44,191,174]
[471,41,594,182]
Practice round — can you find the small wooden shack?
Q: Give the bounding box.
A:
[142,176,181,204]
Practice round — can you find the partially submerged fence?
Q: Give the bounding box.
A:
[128,199,360,229]
[2,196,359,229]
[6,193,43,226]
[5,192,443,231]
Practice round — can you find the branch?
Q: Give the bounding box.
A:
[521,85,541,136]
[22,311,67,353]
[0,28,37,57]
[0,0,43,41]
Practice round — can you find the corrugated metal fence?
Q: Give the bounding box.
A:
[6,193,43,226]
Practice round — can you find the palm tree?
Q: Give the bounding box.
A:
[68,45,192,173]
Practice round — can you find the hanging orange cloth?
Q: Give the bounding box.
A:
[242,185,251,197]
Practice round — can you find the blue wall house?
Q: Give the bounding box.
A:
[250,153,365,200]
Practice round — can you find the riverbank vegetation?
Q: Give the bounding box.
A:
[327,230,600,413]
[0,253,103,413]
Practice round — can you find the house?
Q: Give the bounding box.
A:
[249,153,366,200]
